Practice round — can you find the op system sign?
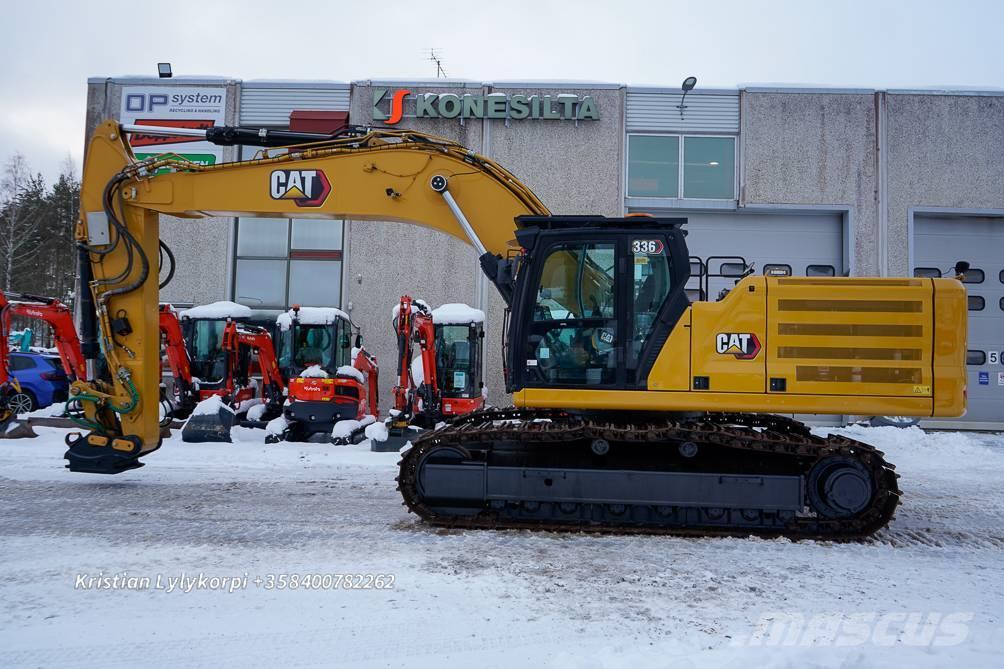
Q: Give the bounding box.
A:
[119,87,227,167]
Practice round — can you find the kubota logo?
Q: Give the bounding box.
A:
[716,333,761,360]
[269,170,331,207]
[373,88,411,125]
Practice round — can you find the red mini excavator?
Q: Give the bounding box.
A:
[267,305,379,444]
[385,296,485,448]
[0,291,87,438]
[181,319,286,442]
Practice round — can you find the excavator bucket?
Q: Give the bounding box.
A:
[0,415,38,439]
[377,420,417,452]
[181,396,235,443]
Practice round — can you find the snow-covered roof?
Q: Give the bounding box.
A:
[180,301,252,320]
[432,303,485,325]
[277,306,349,331]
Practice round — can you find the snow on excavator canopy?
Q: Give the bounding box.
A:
[431,304,485,325]
[179,301,253,320]
[277,306,350,331]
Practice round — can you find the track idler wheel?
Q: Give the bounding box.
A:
[807,456,874,519]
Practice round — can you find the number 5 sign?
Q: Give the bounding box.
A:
[990,351,1001,365]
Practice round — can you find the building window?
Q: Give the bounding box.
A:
[806,264,836,277]
[961,268,984,284]
[628,134,736,200]
[234,219,344,308]
[232,144,344,309]
[683,136,736,199]
[627,135,679,197]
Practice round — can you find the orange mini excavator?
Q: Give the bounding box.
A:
[385,296,485,448]
[0,291,86,437]
[267,305,379,444]
[181,318,286,442]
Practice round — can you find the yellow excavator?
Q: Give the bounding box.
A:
[67,119,968,538]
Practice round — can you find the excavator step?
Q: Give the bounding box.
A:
[0,413,38,439]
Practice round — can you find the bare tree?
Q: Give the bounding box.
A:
[0,154,45,291]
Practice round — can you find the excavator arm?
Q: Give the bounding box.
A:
[158,304,197,418]
[223,321,286,409]
[69,120,547,472]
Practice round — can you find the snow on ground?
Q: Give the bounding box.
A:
[0,425,1002,668]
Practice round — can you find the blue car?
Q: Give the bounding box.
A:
[4,352,70,414]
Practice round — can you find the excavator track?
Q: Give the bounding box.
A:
[397,408,900,540]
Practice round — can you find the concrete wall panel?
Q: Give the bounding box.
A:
[741,92,878,275]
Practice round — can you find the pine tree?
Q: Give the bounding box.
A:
[0,154,46,292]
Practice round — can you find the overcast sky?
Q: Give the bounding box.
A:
[2,0,1002,183]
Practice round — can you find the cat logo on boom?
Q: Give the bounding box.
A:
[269,170,331,207]
[715,332,761,360]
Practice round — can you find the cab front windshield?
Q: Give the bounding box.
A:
[435,324,479,397]
[188,320,228,382]
[280,321,352,372]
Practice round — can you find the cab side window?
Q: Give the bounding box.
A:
[527,243,617,386]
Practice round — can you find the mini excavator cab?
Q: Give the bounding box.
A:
[433,319,484,417]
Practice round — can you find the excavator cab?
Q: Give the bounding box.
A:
[431,306,485,418]
[502,216,690,393]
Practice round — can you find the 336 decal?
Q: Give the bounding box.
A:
[715,332,761,360]
[269,170,331,207]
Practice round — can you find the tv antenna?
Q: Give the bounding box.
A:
[428,49,447,78]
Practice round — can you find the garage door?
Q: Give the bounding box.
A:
[914,215,1004,428]
[635,211,845,299]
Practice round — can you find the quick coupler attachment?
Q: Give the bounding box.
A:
[64,432,145,474]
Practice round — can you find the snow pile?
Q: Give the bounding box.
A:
[299,365,329,379]
[277,306,348,331]
[336,365,364,383]
[189,394,234,417]
[27,402,67,418]
[245,403,269,422]
[410,356,424,386]
[364,420,389,442]
[180,301,252,320]
[235,397,262,414]
[265,414,289,437]
[331,415,376,439]
[432,303,485,325]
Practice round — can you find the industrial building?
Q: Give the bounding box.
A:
[84,76,1004,428]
